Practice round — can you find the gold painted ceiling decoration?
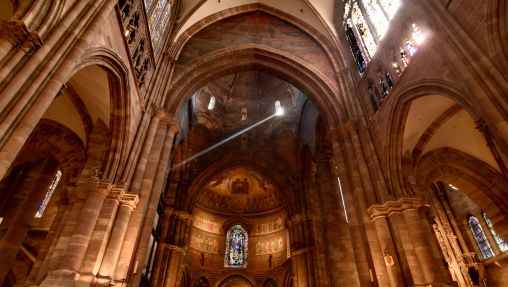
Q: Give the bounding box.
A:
[197,166,280,214]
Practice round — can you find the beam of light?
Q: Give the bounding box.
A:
[171,113,279,170]
[337,177,349,224]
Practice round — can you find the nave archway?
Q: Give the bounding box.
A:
[0,59,130,287]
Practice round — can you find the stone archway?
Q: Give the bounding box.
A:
[164,46,344,129]
[217,275,254,287]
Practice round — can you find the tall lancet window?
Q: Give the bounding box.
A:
[35,170,62,218]
[145,0,171,56]
[482,212,508,253]
[225,225,248,268]
[468,215,495,259]
[344,0,401,71]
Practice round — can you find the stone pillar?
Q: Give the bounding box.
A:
[370,216,406,287]
[368,198,453,286]
[330,124,390,286]
[287,214,314,287]
[40,179,113,286]
[78,187,123,284]
[97,192,139,283]
[152,210,192,287]
[0,159,57,286]
[114,114,178,284]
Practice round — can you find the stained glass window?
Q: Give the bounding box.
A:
[35,170,62,218]
[363,0,389,39]
[344,0,401,71]
[146,0,171,56]
[482,212,508,253]
[468,215,495,259]
[225,225,248,268]
[379,0,401,20]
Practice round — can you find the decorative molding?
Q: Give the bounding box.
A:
[367,197,428,220]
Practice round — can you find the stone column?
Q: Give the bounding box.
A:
[153,210,192,287]
[370,216,406,287]
[131,119,179,286]
[330,124,390,286]
[287,214,314,287]
[114,114,178,283]
[0,159,57,286]
[40,179,113,286]
[368,198,452,286]
[97,192,139,283]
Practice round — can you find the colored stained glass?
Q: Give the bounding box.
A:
[225,225,248,268]
[35,170,62,218]
[147,0,170,55]
[483,212,508,253]
[468,216,495,259]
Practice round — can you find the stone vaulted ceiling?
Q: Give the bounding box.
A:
[175,0,343,43]
[191,70,307,135]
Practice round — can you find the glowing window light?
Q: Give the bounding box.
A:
[224,225,248,268]
[0,217,3,225]
[411,23,426,45]
[448,184,459,191]
[35,170,62,218]
[208,96,216,110]
[351,3,377,58]
[468,215,495,259]
[362,0,390,39]
[379,0,401,20]
[337,177,349,224]
[275,100,284,116]
[483,212,508,252]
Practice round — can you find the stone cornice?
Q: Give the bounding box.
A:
[367,197,429,220]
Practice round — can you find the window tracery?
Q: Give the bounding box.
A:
[145,0,171,56]
[482,212,508,253]
[468,215,495,259]
[344,0,401,72]
[35,170,62,218]
[225,225,248,268]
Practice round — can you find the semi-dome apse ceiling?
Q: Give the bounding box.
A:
[196,166,280,215]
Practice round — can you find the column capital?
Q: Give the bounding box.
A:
[367,197,429,221]
[119,193,139,209]
[107,186,139,209]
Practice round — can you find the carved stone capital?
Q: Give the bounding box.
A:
[367,197,429,221]
[107,186,139,209]
[119,193,139,209]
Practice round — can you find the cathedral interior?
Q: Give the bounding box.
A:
[0,0,508,286]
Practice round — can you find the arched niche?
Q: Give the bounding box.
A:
[217,275,254,287]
